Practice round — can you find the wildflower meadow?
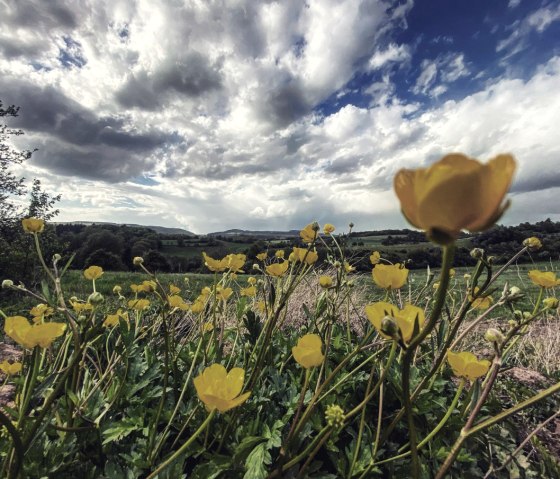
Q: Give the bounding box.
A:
[1,153,559,478]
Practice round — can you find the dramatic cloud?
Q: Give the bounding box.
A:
[1,0,559,233]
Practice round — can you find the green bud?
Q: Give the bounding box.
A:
[325,404,345,429]
[2,279,14,289]
[88,292,104,306]
[380,316,400,339]
[484,328,504,344]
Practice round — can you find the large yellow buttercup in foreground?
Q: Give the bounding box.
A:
[394,153,516,244]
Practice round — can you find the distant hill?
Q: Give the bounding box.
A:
[55,221,196,236]
[208,228,300,238]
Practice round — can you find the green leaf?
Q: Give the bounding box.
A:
[244,443,270,479]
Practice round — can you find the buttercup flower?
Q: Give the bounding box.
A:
[365,302,425,343]
[370,251,381,265]
[128,299,150,311]
[323,223,336,234]
[84,265,104,280]
[344,262,355,273]
[247,276,257,285]
[194,364,251,412]
[528,270,560,289]
[30,303,54,322]
[256,252,268,261]
[372,263,408,289]
[292,334,325,369]
[103,309,129,327]
[266,261,290,277]
[4,316,66,349]
[319,276,333,288]
[300,223,318,243]
[394,153,516,244]
[216,286,233,301]
[0,360,22,376]
[275,250,285,258]
[469,287,493,310]
[241,286,256,297]
[291,247,318,265]
[22,217,45,234]
[168,295,189,310]
[169,284,181,295]
[447,351,491,380]
[71,300,93,314]
[203,253,246,272]
[523,237,542,250]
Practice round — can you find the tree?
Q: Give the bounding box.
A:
[0,101,62,286]
[0,101,33,228]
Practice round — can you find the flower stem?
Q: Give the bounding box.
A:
[147,409,216,479]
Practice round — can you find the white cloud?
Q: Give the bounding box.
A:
[1,1,559,233]
[497,3,560,56]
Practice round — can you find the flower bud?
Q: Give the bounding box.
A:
[470,248,484,259]
[484,328,504,344]
[311,222,320,232]
[463,273,471,280]
[2,279,13,289]
[53,253,62,262]
[523,237,542,251]
[133,256,144,265]
[380,316,400,339]
[113,285,122,294]
[349,222,354,229]
[543,297,559,309]
[325,404,345,429]
[503,285,523,302]
[487,256,496,264]
[523,311,531,319]
[88,292,104,306]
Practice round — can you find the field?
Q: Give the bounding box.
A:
[1,225,559,479]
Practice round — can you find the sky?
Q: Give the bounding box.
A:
[1,0,560,234]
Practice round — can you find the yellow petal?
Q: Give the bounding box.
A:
[394,169,422,228]
[465,359,491,380]
[224,367,245,400]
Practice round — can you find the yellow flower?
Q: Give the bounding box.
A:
[103,309,129,327]
[523,237,542,250]
[128,299,150,311]
[22,217,45,234]
[169,284,181,295]
[203,321,214,332]
[370,251,381,265]
[372,263,408,289]
[247,276,257,285]
[528,270,560,289]
[266,261,290,277]
[194,364,251,412]
[190,299,206,314]
[71,301,93,314]
[469,288,493,310]
[4,316,66,349]
[168,295,189,310]
[291,247,318,265]
[241,286,257,297]
[203,252,224,271]
[344,262,355,273]
[447,351,491,380]
[256,252,268,261]
[203,252,246,272]
[394,153,516,244]
[84,265,104,280]
[449,268,456,278]
[292,334,325,369]
[222,254,246,272]
[275,250,285,258]
[323,223,335,234]
[30,303,54,322]
[216,286,233,301]
[140,280,157,293]
[365,302,425,343]
[0,360,22,376]
[319,276,333,288]
[300,223,318,243]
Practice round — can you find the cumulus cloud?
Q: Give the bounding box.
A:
[1,0,559,232]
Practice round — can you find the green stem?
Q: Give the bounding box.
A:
[0,408,24,479]
[146,409,216,479]
[402,243,455,478]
